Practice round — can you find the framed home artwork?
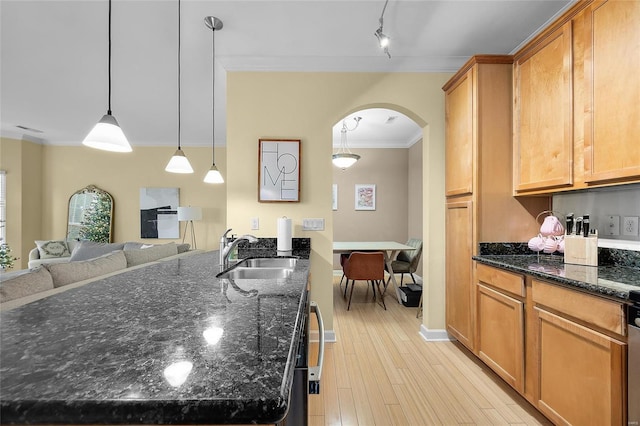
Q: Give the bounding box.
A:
[139,187,179,238]
[355,184,376,210]
[258,139,300,202]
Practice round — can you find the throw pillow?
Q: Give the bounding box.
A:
[123,242,178,267]
[69,241,125,262]
[0,267,54,303]
[177,243,190,253]
[45,251,127,288]
[35,240,71,259]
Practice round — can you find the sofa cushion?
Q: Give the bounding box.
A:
[45,251,127,288]
[124,243,178,267]
[177,243,190,254]
[0,267,54,303]
[69,241,126,262]
[35,240,71,259]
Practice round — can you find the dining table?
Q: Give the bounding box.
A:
[333,241,416,303]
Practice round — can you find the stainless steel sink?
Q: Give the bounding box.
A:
[218,267,293,280]
[241,257,298,269]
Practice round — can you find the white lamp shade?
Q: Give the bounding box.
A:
[82,114,132,152]
[332,153,360,169]
[165,149,194,173]
[203,165,224,184]
[177,206,202,221]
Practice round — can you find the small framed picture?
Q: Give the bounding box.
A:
[258,139,301,202]
[355,184,376,211]
[332,184,338,211]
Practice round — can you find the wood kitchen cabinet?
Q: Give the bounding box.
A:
[443,56,548,351]
[532,279,626,426]
[445,201,474,349]
[513,0,640,195]
[583,0,640,184]
[513,22,573,193]
[476,264,525,393]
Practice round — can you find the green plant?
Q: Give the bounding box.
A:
[79,194,111,243]
[0,242,17,270]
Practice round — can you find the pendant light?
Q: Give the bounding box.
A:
[203,16,224,184]
[332,117,362,170]
[82,0,132,152]
[166,0,194,174]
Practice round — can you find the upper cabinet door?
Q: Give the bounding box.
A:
[445,67,475,197]
[584,0,640,183]
[513,22,574,193]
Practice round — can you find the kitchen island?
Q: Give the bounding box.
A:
[0,250,310,424]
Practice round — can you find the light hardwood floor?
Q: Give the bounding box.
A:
[307,275,551,426]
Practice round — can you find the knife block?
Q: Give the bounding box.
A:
[563,233,598,267]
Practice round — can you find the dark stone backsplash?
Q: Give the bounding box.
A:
[479,242,640,269]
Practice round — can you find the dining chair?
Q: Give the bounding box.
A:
[343,251,386,310]
[386,238,423,286]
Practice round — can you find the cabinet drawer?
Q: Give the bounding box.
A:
[531,279,625,336]
[476,263,525,297]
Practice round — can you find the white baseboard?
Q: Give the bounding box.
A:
[310,329,336,343]
[419,324,453,342]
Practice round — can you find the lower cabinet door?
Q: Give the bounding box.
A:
[536,308,625,426]
[477,284,525,393]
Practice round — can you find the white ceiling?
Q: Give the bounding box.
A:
[0,0,574,149]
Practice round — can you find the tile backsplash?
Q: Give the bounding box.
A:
[552,183,640,242]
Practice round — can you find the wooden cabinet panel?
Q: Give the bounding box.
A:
[584,0,640,183]
[477,284,525,393]
[445,200,474,350]
[536,308,625,426]
[532,279,625,336]
[477,263,525,297]
[445,68,474,197]
[514,22,574,192]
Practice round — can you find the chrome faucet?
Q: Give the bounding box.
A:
[219,228,258,271]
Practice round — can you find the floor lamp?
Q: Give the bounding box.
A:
[177,206,202,249]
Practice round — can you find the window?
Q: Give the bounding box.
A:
[0,170,6,242]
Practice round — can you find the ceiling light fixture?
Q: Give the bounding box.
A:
[203,16,224,184]
[332,117,362,170]
[374,0,391,59]
[166,0,194,174]
[82,0,132,152]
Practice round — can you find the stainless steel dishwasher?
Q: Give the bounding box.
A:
[629,290,640,426]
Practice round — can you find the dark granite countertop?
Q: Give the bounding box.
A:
[0,250,310,424]
[473,254,640,302]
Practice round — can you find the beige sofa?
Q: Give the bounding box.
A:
[2,242,199,310]
[28,240,190,269]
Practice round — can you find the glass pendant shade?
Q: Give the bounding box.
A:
[83,114,132,152]
[203,164,224,183]
[165,149,194,173]
[332,153,360,169]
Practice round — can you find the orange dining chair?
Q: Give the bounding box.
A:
[343,251,386,310]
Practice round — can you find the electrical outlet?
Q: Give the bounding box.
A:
[602,215,620,236]
[250,217,259,230]
[622,216,639,236]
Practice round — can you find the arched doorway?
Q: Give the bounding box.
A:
[331,107,424,298]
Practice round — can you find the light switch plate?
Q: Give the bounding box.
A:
[302,218,324,231]
[251,217,259,230]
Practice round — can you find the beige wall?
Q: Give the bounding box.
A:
[40,145,228,249]
[408,140,424,275]
[1,142,228,254]
[0,137,43,269]
[332,147,409,267]
[226,72,450,333]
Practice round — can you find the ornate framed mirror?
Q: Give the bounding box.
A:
[67,185,114,243]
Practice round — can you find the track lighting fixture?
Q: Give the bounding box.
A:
[374,0,391,59]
